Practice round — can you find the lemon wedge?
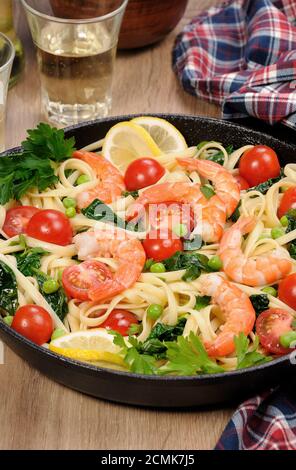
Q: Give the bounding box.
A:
[49,328,126,367]
[131,116,188,154]
[102,121,162,172]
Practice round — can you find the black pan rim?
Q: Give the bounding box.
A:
[0,113,293,384]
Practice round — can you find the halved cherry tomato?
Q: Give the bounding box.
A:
[62,260,112,301]
[11,304,53,345]
[234,175,250,191]
[142,229,183,261]
[100,309,139,336]
[149,201,195,234]
[256,308,294,355]
[278,273,296,310]
[26,209,73,246]
[124,158,165,191]
[3,206,40,238]
[239,145,280,187]
[278,187,296,219]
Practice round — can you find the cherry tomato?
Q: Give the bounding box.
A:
[278,273,296,310]
[234,175,250,191]
[142,229,183,261]
[11,304,53,345]
[239,145,280,187]
[149,201,195,234]
[100,309,139,336]
[62,260,112,301]
[124,158,165,191]
[256,308,294,355]
[3,206,40,238]
[278,187,296,219]
[26,209,73,246]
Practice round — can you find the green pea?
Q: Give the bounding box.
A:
[261,286,277,297]
[207,255,223,271]
[173,223,188,238]
[76,174,90,185]
[65,207,76,218]
[63,197,76,209]
[3,316,13,326]
[43,279,59,294]
[280,215,289,227]
[51,328,67,341]
[147,304,164,320]
[271,227,285,239]
[279,331,296,348]
[150,263,166,274]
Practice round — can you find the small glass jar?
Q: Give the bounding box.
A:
[0,0,24,87]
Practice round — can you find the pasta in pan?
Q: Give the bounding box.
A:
[1,117,296,376]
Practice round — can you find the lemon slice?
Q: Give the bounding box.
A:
[49,328,125,367]
[131,116,188,154]
[102,121,162,172]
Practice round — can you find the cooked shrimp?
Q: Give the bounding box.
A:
[218,216,292,287]
[177,158,240,217]
[198,273,256,357]
[73,227,146,302]
[127,182,226,243]
[73,151,125,209]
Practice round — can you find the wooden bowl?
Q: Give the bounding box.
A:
[49,0,188,49]
[119,0,189,49]
[49,0,125,19]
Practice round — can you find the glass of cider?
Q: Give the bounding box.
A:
[0,32,14,152]
[21,0,128,126]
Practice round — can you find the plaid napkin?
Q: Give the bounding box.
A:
[173,0,296,130]
[215,386,296,450]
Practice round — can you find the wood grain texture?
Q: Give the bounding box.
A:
[1,0,234,450]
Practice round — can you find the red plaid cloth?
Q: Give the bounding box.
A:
[173,0,296,129]
[215,386,296,450]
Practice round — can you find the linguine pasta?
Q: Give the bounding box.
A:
[1,124,296,375]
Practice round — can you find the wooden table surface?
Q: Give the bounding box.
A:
[1,0,234,450]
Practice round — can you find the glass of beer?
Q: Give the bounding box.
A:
[0,32,15,152]
[21,0,128,126]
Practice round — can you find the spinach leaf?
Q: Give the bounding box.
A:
[196,141,209,150]
[196,142,233,166]
[0,261,18,316]
[122,190,139,199]
[248,170,284,195]
[249,294,269,316]
[195,295,211,311]
[15,247,49,277]
[285,209,296,259]
[183,235,203,251]
[200,185,215,199]
[82,198,142,232]
[34,271,68,321]
[206,145,233,166]
[228,200,241,223]
[147,317,186,342]
[163,251,210,281]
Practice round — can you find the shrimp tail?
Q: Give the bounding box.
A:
[234,216,257,235]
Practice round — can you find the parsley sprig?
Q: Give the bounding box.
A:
[234,333,272,369]
[0,123,75,204]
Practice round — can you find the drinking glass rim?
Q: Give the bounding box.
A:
[21,0,129,24]
[0,32,15,74]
